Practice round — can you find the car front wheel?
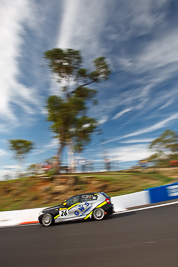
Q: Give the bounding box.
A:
[41,213,53,227]
[93,208,105,220]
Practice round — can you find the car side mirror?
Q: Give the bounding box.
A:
[63,202,66,206]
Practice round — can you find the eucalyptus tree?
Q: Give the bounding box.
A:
[9,139,34,175]
[44,48,110,172]
[148,129,178,166]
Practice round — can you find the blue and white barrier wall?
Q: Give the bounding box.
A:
[147,182,178,204]
[1,183,178,227]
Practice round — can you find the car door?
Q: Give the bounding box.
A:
[57,195,81,222]
[55,195,79,222]
[64,194,94,220]
[66,195,82,220]
[78,194,96,218]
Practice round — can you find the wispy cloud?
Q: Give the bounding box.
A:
[98,116,108,125]
[0,149,8,157]
[1,164,19,170]
[55,0,178,117]
[136,32,178,72]
[33,138,59,155]
[112,108,132,120]
[120,138,154,144]
[0,0,50,128]
[103,113,178,145]
[0,1,32,121]
[57,0,107,57]
[92,143,154,162]
[0,124,10,133]
[122,113,178,139]
[109,144,154,162]
[57,0,80,48]
[158,99,174,110]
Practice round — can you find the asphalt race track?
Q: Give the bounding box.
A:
[1,204,178,267]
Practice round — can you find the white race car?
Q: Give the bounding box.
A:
[38,192,114,227]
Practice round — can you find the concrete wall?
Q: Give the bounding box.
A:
[111,191,150,210]
[0,207,44,227]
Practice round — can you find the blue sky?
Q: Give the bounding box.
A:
[0,0,178,178]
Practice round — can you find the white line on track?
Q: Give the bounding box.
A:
[114,200,178,214]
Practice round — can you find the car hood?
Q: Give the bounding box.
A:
[42,204,62,212]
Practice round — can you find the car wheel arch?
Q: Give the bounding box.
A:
[41,213,54,227]
[92,208,105,221]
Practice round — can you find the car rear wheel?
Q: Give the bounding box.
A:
[41,213,53,227]
[93,208,105,220]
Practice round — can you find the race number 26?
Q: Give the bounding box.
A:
[60,210,68,216]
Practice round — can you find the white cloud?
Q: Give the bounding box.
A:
[158,99,174,110]
[103,113,178,145]
[56,0,164,121]
[2,164,19,170]
[98,116,108,125]
[0,1,28,118]
[112,108,132,120]
[0,164,20,181]
[0,0,44,126]
[92,143,154,162]
[120,138,154,144]
[45,138,59,149]
[57,0,107,57]
[33,138,59,155]
[57,0,81,48]
[91,58,178,122]
[0,148,8,157]
[119,30,178,85]
[0,124,9,133]
[109,144,154,162]
[137,33,178,71]
[55,0,178,125]
[122,113,178,139]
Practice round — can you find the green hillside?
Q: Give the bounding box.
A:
[0,169,178,211]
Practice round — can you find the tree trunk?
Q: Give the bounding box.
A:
[55,142,65,174]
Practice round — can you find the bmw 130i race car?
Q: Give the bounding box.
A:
[38,192,114,227]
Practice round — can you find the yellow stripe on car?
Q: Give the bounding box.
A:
[55,203,79,219]
[84,201,107,220]
[96,201,107,208]
[84,211,93,220]
[68,203,80,210]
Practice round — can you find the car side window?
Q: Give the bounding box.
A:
[66,195,80,206]
[92,195,97,200]
[81,194,97,202]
